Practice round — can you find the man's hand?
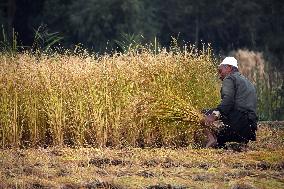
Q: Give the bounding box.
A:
[204,114,217,126]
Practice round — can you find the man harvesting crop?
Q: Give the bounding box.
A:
[203,57,258,148]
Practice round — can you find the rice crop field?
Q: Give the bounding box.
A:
[0,47,219,148]
[0,47,283,189]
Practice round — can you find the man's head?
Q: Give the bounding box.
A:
[218,57,238,80]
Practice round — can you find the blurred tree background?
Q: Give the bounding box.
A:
[0,0,283,120]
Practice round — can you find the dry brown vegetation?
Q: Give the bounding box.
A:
[0,123,283,189]
[231,49,265,83]
[0,47,219,148]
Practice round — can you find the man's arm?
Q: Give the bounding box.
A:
[216,77,235,117]
[204,77,235,126]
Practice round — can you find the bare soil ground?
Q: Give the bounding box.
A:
[0,122,283,189]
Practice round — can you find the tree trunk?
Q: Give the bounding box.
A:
[7,0,16,32]
[195,15,199,48]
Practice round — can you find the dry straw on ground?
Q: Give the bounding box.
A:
[0,124,283,188]
[0,46,220,148]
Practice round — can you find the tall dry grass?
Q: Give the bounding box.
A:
[0,47,220,148]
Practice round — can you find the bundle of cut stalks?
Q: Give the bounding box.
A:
[133,93,206,147]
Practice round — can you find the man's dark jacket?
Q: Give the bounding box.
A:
[216,71,258,145]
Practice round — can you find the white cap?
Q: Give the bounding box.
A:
[220,57,238,68]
